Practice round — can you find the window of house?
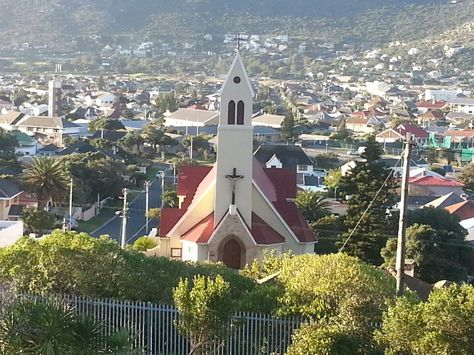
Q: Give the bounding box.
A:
[299,165,308,171]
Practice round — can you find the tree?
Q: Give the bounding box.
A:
[376,284,474,354]
[323,169,343,198]
[162,188,178,208]
[281,112,296,142]
[61,152,125,204]
[0,128,17,155]
[382,208,474,282]
[132,236,157,251]
[21,156,69,209]
[173,275,235,355]
[261,253,395,354]
[147,208,161,221]
[460,162,474,190]
[88,118,125,132]
[295,190,332,223]
[337,136,397,265]
[119,131,144,155]
[21,208,56,235]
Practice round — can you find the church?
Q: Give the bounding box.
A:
[158,52,316,269]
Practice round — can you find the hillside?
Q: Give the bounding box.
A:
[0,0,471,46]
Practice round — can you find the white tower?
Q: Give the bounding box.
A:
[214,52,255,227]
[48,79,62,117]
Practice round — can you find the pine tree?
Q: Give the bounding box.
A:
[281,112,295,142]
[337,136,397,265]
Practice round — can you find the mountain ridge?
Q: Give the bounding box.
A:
[0,0,471,46]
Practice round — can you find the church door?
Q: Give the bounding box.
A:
[222,239,242,269]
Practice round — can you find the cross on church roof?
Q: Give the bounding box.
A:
[225,168,244,205]
[233,33,247,51]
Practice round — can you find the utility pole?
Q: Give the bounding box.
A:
[396,133,412,297]
[144,181,150,235]
[120,188,128,249]
[159,172,165,209]
[68,177,73,231]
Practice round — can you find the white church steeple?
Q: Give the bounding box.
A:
[214,52,254,227]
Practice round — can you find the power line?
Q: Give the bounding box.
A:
[338,156,401,253]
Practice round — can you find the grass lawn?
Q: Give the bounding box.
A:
[77,210,115,234]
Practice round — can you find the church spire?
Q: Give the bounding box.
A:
[214,52,254,227]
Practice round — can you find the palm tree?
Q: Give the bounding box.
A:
[295,190,332,223]
[21,156,69,210]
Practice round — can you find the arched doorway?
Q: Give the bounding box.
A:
[222,239,243,269]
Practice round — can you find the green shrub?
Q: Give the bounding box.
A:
[132,236,157,251]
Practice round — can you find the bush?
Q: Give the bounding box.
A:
[132,236,157,251]
[0,298,138,354]
[430,166,446,176]
[0,231,258,307]
[376,284,474,354]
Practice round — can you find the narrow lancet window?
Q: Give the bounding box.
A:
[237,101,245,125]
[228,100,236,124]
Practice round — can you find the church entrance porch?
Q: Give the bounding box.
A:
[219,237,246,269]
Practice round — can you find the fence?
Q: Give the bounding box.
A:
[2,293,303,355]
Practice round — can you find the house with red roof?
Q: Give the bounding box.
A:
[416,100,448,114]
[157,53,316,269]
[397,123,429,145]
[445,200,474,221]
[409,176,464,197]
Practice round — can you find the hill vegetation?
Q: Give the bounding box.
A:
[0,0,471,46]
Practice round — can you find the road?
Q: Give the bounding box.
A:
[91,172,167,244]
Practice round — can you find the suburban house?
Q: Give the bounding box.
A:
[445,200,474,221]
[253,144,323,190]
[409,176,464,197]
[447,98,474,114]
[164,108,219,127]
[345,115,380,133]
[376,124,429,145]
[0,178,23,220]
[157,53,316,268]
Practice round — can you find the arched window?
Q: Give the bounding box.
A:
[237,100,245,125]
[228,100,236,125]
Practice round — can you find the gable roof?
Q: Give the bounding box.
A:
[0,111,25,125]
[161,161,315,244]
[165,108,219,125]
[0,179,22,199]
[445,200,474,221]
[252,114,285,127]
[397,124,428,139]
[416,100,447,109]
[410,176,464,187]
[253,144,313,170]
[16,116,80,129]
[422,192,464,209]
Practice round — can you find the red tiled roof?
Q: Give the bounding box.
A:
[445,130,474,138]
[445,200,474,220]
[159,208,186,236]
[181,213,214,243]
[397,124,428,139]
[409,176,464,187]
[263,168,297,201]
[273,201,315,243]
[416,100,447,109]
[176,166,213,210]
[251,213,286,244]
